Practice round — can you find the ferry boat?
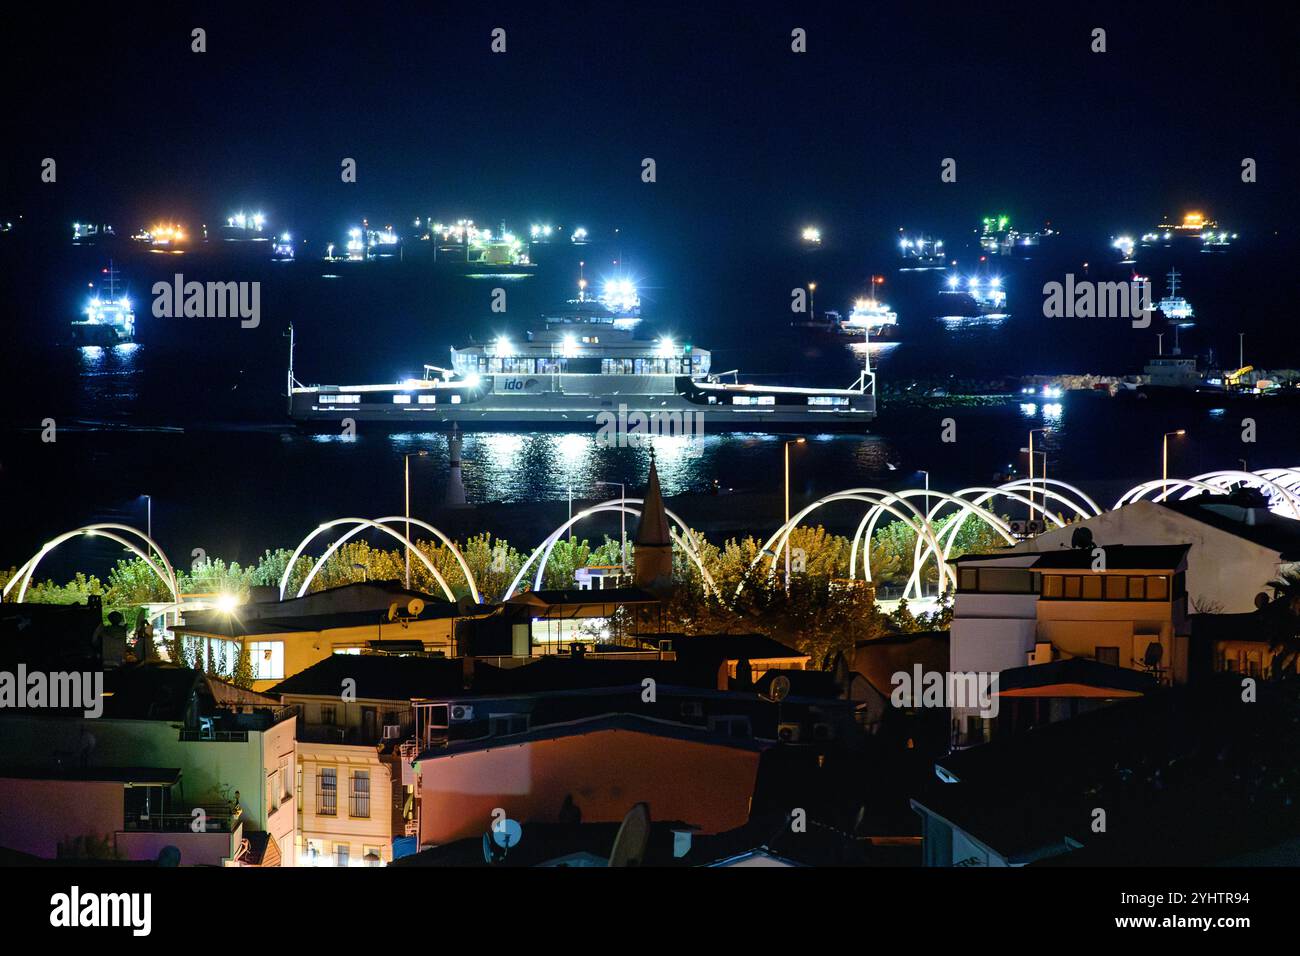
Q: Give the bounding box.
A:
[72,222,116,244]
[271,233,295,260]
[70,262,135,346]
[943,272,1006,313]
[977,215,1056,256]
[897,232,945,268]
[841,294,897,338]
[1157,269,1195,327]
[288,280,876,430]
[220,212,268,241]
[1140,212,1237,248]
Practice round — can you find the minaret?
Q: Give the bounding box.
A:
[444,423,468,508]
[634,452,673,593]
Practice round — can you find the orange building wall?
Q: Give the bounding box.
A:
[419,728,762,845]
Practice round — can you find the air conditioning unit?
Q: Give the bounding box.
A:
[777,722,802,743]
[680,701,704,718]
[449,704,475,722]
[811,722,835,742]
[382,724,401,739]
[1009,519,1045,537]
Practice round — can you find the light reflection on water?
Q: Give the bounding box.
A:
[299,430,898,503]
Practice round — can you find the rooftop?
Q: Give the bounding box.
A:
[416,712,768,762]
[269,654,466,701]
[954,544,1191,571]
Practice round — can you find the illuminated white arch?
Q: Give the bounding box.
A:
[1178,470,1300,518]
[503,499,716,600]
[293,517,481,603]
[744,490,955,601]
[279,518,456,602]
[996,478,1104,518]
[3,523,179,606]
[848,486,1049,585]
[1112,469,1300,519]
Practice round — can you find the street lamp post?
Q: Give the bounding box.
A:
[918,470,930,597]
[808,282,816,321]
[143,495,152,541]
[404,450,429,589]
[595,481,626,573]
[784,438,806,589]
[1028,428,1048,524]
[1162,430,1186,500]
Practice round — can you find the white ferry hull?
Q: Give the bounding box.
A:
[289,374,875,431]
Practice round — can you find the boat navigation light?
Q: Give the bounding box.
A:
[990,277,1002,289]
[968,277,980,288]
[946,275,959,289]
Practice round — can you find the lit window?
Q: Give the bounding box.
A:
[450,395,462,404]
[392,394,411,404]
[418,394,436,404]
[248,641,284,681]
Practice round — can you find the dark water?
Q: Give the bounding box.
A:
[2,227,1298,572]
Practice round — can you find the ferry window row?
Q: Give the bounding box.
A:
[602,357,696,375]
[464,356,698,375]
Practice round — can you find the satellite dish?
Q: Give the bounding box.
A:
[1255,592,1271,610]
[769,674,792,702]
[407,598,425,618]
[387,602,401,622]
[1143,642,1164,667]
[1071,527,1095,550]
[157,845,181,867]
[492,818,522,849]
[608,802,651,867]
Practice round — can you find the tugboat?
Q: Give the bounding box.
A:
[70,262,135,346]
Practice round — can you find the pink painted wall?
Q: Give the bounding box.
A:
[419,728,762,845]
[0,777,122,860]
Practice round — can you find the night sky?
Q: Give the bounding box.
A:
[4,1,1296,244]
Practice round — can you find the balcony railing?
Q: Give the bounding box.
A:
[123,804,242,833]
